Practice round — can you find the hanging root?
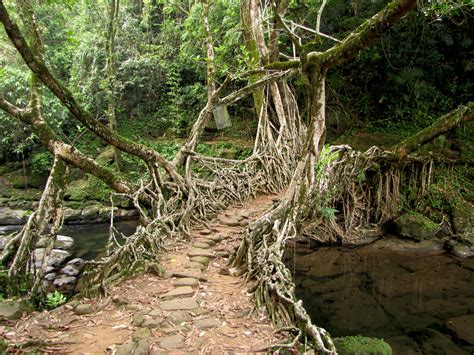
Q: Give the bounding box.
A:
[81,82,304,295]
[231,144,451,352]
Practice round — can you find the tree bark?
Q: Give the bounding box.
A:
[105,0,123,171]
[392,102,474,158]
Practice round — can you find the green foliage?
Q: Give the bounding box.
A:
[30,151,53,175]
[45,291,67,309]
[334,336,392,355]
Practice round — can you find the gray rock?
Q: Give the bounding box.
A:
[160,297,199,311]
[187,248,215,258]
[60,265,80,277]
[167,310,191,325]
[199,229,212,235]
[132,328,151,342]
[190,256,210,266]
[185,261,206,271]
[63,207,82,222]
[161,286,195,300]
[209,234,225,242]
[0,299,32,320]
[44,272,56,281]
[75,303,94,315]
[142,318,163,328]
[55,235,74,250]
[132,313,145,327]
[193,242,211,249]
[451,243,474,258]
[0,207,28,225]
[172,270,207,282]
[35,235,73,250]
[125,303,142,311]
[395,212,439,240]
[218,216,240,226]
[160,334,185,351]
[67,258,85,269]
[368,237,444,255]
[81,205,102,220]
[115,342,134,355]
[173,278,199,288]
[195,318,221,329]
[33,248,70,268]
[216,250,230,258]
[447,314,474,345]
[133,339,150,355]
[53,276,76,292]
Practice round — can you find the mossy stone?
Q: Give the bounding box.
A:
[334,336,392,355]
[395,211,439,240]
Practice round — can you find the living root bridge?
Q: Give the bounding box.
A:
[231,145,456,352]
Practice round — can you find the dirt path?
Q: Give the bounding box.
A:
[1,192,284,353]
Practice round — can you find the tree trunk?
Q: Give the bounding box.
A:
[392,102,474,158]
[105,0,123,171]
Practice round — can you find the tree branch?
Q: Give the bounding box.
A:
[317,0,417,70]
[392,102,474,158]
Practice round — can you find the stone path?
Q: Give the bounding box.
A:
[1,193,285,353]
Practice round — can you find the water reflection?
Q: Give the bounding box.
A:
[285,243,474,353]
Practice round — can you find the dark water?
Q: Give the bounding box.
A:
[0,220,139,260]
[285,241,474,354]
[60,220,139,260]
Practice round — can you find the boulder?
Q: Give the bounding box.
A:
[0,298,32,320]
[63,207,82,222]
[81,205,102,221]
[60,265,81,277]
[33,248,70,268]
[37,235,74,250]
[53,275,77,292]
[75,303,94,315]
[67,258,85,269]
[452,200,474,234]
[395,212,439,240]
[0,207,28,225]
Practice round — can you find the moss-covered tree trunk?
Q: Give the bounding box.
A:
[105,0,123,171]
[392,102,474,157]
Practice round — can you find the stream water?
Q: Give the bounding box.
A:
[285,240,474,354]
[0,220,139,260]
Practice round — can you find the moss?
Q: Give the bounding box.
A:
[334,336,392,355]
[65,176,111,202]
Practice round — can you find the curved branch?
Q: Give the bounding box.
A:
[392,102,474,158]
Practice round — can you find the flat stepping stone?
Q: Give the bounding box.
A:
[239,211,252,218]
[173,278,199,287]
[193,242,211,249]
[239,220,249,227]
[161,286,195,300]
[168,310,191,325]
[160,334,185,351]
[190,256,210,266]
[188,248,215,258]
[185,261,206,271]
[199,229,212,235]
[160,297,199,311]
[195,318,221,330]
[224,213,244,221]
[173,270,208,281]
[142,318,163,328]
[218,216,240,226]
[209,234,225,242]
